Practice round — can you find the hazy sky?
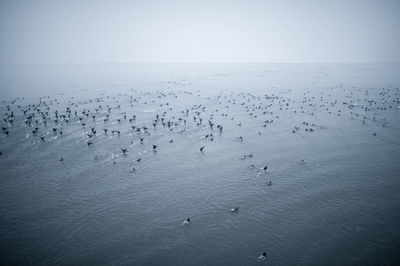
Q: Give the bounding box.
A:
[0,0,399,63]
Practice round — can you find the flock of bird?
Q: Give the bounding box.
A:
[1,83,399,262]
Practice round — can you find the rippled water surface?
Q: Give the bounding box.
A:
[0,63,400,265]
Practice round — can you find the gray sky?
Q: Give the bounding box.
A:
[1,0,399,63]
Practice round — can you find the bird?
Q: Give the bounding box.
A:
[200,146,205,152]
[257,252,267,262]
[181,218,191,226]
[230,207,239,213]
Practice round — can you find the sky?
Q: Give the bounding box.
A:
[0,0,399,64]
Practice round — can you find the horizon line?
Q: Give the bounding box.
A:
[4,61,400,66]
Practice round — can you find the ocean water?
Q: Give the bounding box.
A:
[0,63,399,265]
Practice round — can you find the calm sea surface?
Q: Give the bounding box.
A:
[1,63,399,265]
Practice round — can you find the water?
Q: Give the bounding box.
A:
[0,63,399,265]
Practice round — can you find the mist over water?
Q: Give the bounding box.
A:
[1,63,400,265]
[1,0,400,264]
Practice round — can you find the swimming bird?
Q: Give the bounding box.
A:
[230,207,239,213]
[181,218,191,226]
[257,252,267,262]
[241,153,253,159]
[200,146,205,152]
